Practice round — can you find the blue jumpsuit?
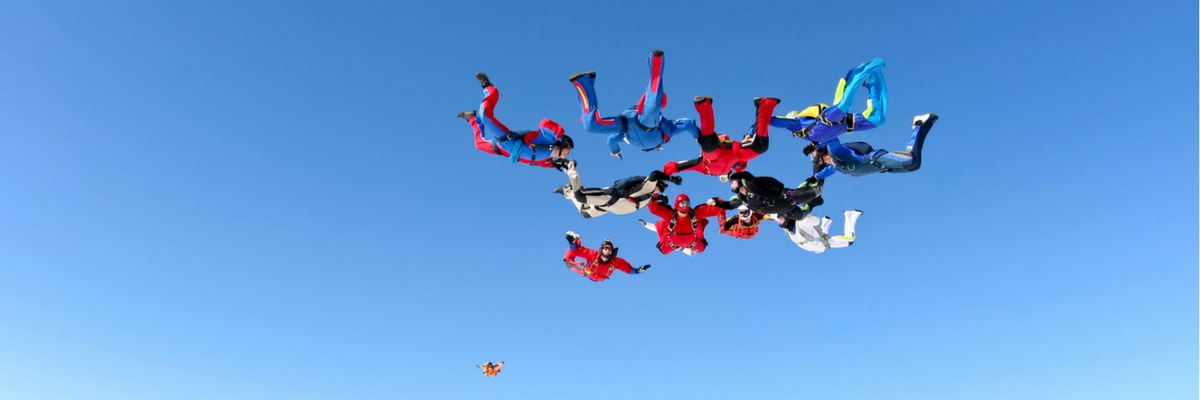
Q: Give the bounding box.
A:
[570,51,700,158]
[770,58,889,145]
[815,114,939,178]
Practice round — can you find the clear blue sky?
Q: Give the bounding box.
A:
[1,1,1196,399]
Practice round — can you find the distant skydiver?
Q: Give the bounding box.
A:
[661,96,779,180]
[724,171,824,222]
[717,205,769,240]
[809,114,940,178]
[563,232,650,282]
[457,72,574,168]
[569,50,700,159]
[771,210,862,254]
[770,58,888,145]
[552,159,683,219]
[477,361,504,377]
[639,193,725,256]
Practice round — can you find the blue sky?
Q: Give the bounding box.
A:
[1,0,1196,399]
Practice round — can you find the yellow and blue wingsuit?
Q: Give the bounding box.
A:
[770,58,888,145]
[569,50,701,159]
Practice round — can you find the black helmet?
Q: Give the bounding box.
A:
[555,135,574,149]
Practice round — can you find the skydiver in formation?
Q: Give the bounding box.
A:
[639,193,726,256]
[718,204,769,240]
[477,361,504,377]
[809,114,940,178]
[661,96,779,180]
[772,210,863,254]
[457,72,574,168]
[552,159,683,219]
[569,50,700,160]
[563,232,650,282]
[770,58,888,145]
[723,171,824,222]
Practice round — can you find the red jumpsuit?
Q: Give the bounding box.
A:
[718,211,767,240]
[563,243,634,282]
[646,193,725,254]
[662,97,779,176]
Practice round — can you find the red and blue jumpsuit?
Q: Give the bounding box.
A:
[465,84,566,168]
[570,50,699,158]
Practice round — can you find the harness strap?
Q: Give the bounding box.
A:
[666,211,700,249]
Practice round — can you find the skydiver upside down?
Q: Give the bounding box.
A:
[662,96,779,180]
[569,50,700,159]
[552,159,682,219]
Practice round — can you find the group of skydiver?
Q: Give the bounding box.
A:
[458,50,939,283]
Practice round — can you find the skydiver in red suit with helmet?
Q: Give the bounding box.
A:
[562,232,649,282]
[662,96,780,181]
[638,193,726,256]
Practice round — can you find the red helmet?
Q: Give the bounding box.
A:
[674,194,691,212]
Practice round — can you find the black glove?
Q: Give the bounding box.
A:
[668,175,683,185]
[634,265,651,274]
[566,233,577,244]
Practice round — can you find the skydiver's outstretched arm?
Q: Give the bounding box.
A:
[824,139,868,164]
[646,193,675,219]
[663,156,704,175]
[613,257,634,275]
[606,133,625,158]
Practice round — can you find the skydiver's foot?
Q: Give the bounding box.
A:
[651,49,664,56]
[680,248,696,257]
[475,72,492,88]
[754,97,781,108]
[552,185,569,195]
[693,96,712,105]
[668,175,683,185]
[912,113,939,128]
[846,209,864,218]
[568,71,596,82]
[456,110,476,120]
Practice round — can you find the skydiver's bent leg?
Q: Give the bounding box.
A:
[477,85,513,140]
[747,97,780,154]
[832,59,888,125]
[636,50,667,129]
[874,114,938,173]
[570,73,624,134]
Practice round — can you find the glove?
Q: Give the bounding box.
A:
[634,265,651,274]
[610,151,623,160]
[668,175,683,185]
[718,174,729,182]
[566,231,578,244]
